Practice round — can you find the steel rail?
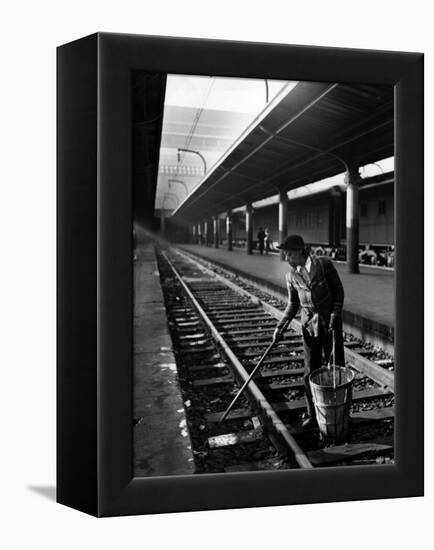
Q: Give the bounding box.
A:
[162,251,313,469]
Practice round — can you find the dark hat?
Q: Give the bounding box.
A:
[277,234,305,251]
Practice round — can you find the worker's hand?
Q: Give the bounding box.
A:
[272,326,284,343]
[329,313,341,331]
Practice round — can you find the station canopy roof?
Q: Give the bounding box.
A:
[171,81,393,223]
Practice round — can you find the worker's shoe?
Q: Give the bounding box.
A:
[301,415,317,429]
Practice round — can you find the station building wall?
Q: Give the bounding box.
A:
[359,185,394,245]
[231,211,247,242]
[287,193,332,245]
[201,180,394,249]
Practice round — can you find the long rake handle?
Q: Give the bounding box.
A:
[327,328,337,388]
[219,340,277,424]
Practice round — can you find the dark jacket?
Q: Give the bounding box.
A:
[278,256,344,336]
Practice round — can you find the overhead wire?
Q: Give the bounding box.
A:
[176,77,215,176]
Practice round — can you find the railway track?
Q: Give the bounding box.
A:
[157,245,394,472]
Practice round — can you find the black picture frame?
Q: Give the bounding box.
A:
[57,32,424,517]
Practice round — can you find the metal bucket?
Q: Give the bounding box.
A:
[309,366,355,441]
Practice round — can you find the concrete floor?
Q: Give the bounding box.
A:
[133,227,195,477]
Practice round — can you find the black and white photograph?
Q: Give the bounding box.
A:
[133,72,396,476]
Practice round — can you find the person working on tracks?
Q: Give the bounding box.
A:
[272,234,345,428]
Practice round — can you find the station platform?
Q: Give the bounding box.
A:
[133,227,195,477]
[178,244,394,353]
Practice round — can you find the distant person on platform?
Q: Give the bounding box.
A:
[272,234,345,428]
[264,228,271,255]
[257,227,266,255]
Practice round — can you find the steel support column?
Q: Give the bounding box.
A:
[226,210,233,251]
[204,220,209,246]
[213,216,219,248]
[278,191,288,260]
[246,203,253,255]
[345,167,361,274]
[329,186,343,246]
[160,209,166,237]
